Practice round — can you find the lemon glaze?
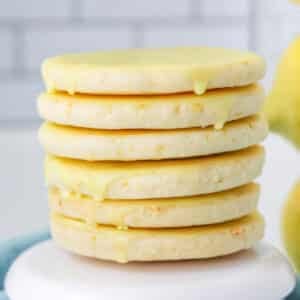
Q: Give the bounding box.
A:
[45,145,265,217]
[38,84,265,130]
[42,47,265,95]
[49,183,259,228]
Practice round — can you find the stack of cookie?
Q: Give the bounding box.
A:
[38,47,268,263]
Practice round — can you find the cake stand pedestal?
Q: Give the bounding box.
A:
[5,240,295,300]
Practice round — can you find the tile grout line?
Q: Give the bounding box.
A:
[70,0,84,24]
[132,23,145,48]
[0,119,41,129]
[0,16,247,29]
[188,0,201,18]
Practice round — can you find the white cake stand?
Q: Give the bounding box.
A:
[5,240,295,300]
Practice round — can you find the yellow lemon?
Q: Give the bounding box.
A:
[265,37,300,148]
[282,180,300,271]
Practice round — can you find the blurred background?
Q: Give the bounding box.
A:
[0,0,299,249]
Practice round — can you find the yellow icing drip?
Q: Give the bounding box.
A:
[68,89,75,95]
[45,155,150,203]
[193,80,208,95]
[67,80,76,95]
[190,67,217,95]
[45,156,131,225]
[207,97,236,130]
[117,225,129,230]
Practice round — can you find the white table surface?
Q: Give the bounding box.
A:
[0,126,299,250]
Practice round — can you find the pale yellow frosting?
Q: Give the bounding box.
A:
[42,47,265,95]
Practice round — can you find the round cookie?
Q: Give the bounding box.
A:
[49,183,259,228]
[45,146,265,200]
[51,212,265,263]
[39,115,268,161]
[38,84,264,130]
[42,47,265,95]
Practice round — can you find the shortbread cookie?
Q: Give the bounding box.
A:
[51,212,265,263]
[49,183,259,228]
[42,47,265,95]
[38,84,264,129]
[45,146,265,200]
[39,116,267,161]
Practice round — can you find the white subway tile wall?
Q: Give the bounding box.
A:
[0,29,14,71]
[0,79,43,120]
[83,0,190,18]
[25,27,134,71]
[143,25,249,48]
[0,0,72,18]
[200,0,249,17]
[0,0,300,122]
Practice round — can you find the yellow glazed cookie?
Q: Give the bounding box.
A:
[45,146,265,201]
[42,47,265,95]
[51,212,265,263]
[49,183,259,228]
[38,84,264,130]
[39,115,268,161]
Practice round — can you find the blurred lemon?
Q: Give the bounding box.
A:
[264,16,300,270]
[282,181,300,271]
[265,37,300,148]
